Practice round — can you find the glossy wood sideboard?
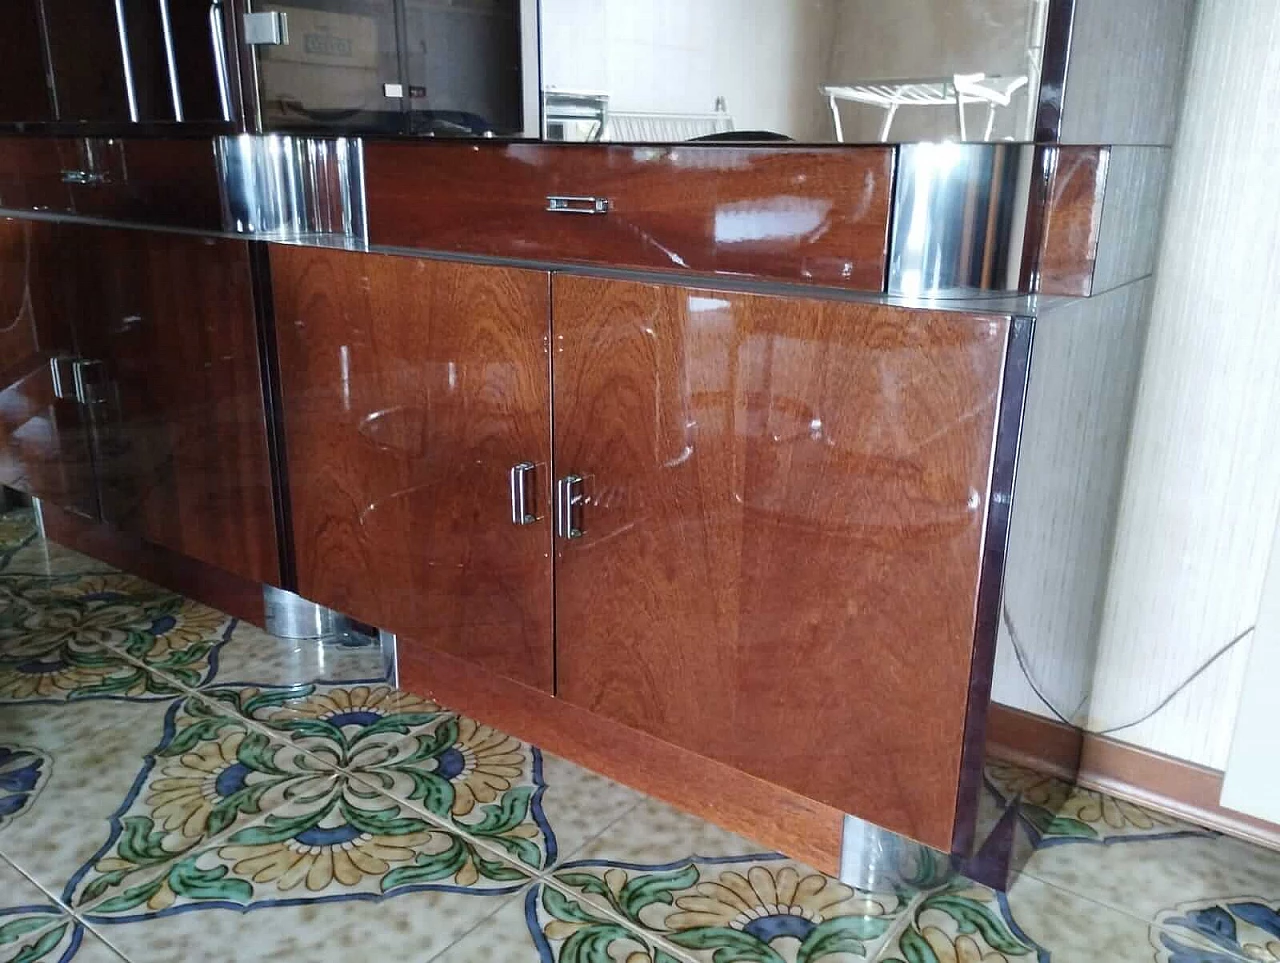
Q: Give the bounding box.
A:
[0,218,280,587]
[363,142,894,292]
[551,276,1011,851]
[271,244,555,691]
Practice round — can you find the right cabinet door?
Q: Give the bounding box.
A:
[273,246,555,692]
[552,276,1011,850]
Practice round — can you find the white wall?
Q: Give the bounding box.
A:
[996,0,1280,771]
[1087,0,1280,769]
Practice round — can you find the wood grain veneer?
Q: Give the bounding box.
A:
[67,225,280,586]
[272,245,555,692]
[551,276,1011,851]
[1037,146,1108,297]
[0,138,74,213]
[397,642,846,875]
[363,142,893,292]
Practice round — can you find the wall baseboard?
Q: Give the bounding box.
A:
[988,703,1280,851]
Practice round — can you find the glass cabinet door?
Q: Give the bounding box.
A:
[251,0,532,137]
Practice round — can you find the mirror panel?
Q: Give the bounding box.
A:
[541,0,1051,143]
[248,0,1049,142]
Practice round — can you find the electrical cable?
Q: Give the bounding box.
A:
[1001,602,1255,736]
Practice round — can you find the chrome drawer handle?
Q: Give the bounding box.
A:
[556,475,586,539]
[60,170,107,186]
[510,462,537,526]
[546,195,610,215]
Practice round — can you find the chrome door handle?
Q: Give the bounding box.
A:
[556,474,586,540]
[546,195,610,215]
[510,462,537,525]
[71,360,109,406]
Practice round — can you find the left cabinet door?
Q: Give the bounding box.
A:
[0,1,55,122]
[0,219,98,518]
[271,245,554,691]
[70,225,281,585]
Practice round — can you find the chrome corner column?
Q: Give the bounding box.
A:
[215,135,367,243]
[888,143,1038,299]
[262,585,353,641]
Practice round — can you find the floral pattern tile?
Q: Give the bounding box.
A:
[550,797,911,963]
[0,748,50,831]
[1156,898,1280,963]
[984,759,1212,848]
[2,511,1280,963]
[0,573,232,703]
[431,882,678,963]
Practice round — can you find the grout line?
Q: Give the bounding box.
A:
[418,880,540,963]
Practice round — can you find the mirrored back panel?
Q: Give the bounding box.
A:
[248,0,1051,142]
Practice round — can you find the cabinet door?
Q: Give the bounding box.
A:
[71,226,280,585]
[272,246,554,691]
[0,220,97,517]
[552,276,1010,850]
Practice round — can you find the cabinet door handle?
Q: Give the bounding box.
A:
[546,196,610,215]
[510,462,537,526]
[71,359,108,406]
[556,474,586,540]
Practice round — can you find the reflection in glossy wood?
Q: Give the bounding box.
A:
[272,246,554,691]
[1038,146,1107,297]
[0,219,97,517]
[0,138,75,213]
[552,276,1010,850]
[0,1,53,123]
[69,226,280,586]
[364,142,893,291]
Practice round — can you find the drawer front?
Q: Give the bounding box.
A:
[365,142,893,292]
[0,137,222,231]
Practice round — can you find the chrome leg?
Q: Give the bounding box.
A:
[262,585,353,640]
[879,103,899,142]
[839,814,953,892]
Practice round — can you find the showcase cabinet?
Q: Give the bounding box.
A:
[273,246,1014,851]
[0,219,280,586]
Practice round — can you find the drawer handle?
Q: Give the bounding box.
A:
[546,195,611,215]
[510,462,537,526]
[556,475,586,540]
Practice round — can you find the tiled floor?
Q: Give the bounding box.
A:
[0,507,1277,963]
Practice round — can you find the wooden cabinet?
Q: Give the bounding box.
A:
[42,0,133,123]
[548,278,1010,850]
[69,227,280,585]
[271,246,554,691]
[271,250,1014,850]
[0,219,97,517]
[0,220,280,586]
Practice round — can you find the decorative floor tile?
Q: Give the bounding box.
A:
[1020,830,1280,945]
[984,759,1212,848]
[5,920,129,963]
[1,541,117,580]
[1154,897,1280,962]
[0,856,64,963]
[208,681,648,875]
[552,797,911,963]
[0,510,36,565]
[431,881,678,963]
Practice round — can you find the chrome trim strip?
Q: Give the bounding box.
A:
[112,0,140,122]
[1035,0,1077,142]
[952,314,1036,875]
[158,0,184,121]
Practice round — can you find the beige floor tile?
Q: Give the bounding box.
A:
[430,881,685,963]
[551,796,910,963]
[1022,829,1280,939]
[205,624,390,690]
